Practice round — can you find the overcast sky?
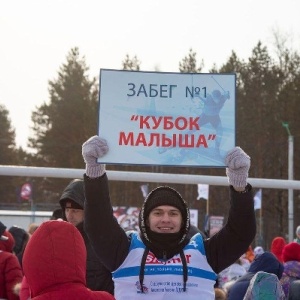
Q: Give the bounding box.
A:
[1,0,300,150]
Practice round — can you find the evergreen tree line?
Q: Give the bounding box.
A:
[0,37,299,249]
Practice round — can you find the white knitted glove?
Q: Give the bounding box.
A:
[82,136,108,178]
[225,147,250,189]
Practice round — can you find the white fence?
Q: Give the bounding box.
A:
[1,165,300,241]
[0,210,52,229]
[1,165,300,189]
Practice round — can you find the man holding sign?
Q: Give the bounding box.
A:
[82,135,255,299]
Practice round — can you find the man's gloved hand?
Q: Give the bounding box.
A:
[82,135,108,178]
[225,147,250,190]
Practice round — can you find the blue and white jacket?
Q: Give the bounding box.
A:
[113,232,216,299]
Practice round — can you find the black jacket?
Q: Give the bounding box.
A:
[84,173,256,277]
[77,222,114,294]
[59,179,114,294]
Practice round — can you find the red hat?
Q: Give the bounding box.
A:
[282,242,300,262]
[0,230,15,252]
[271,237,286,262]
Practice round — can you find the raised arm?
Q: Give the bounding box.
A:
[205,147,256,273]
[82,136,130,271]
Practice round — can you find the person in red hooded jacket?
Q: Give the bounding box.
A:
[22,220,114,300]
[0,221,23,300]
[270,236,286,263]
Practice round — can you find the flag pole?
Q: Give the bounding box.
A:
[30,181,35,223]
[206,195,209,216]
[259,196,263,245]
[254,189,263,246]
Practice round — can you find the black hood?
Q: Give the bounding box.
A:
[138,186,191,292]
[8,226,29,255]
[139,186,190,254]
[249,251,284,279]
[59,179,85,219]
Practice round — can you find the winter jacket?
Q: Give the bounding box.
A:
[19,276,30,300]
[243,271,285,300]
[227,251,284,300]
[77,222,114,294]
[84,174,256,299]
[22,220,115,300]
[287,279,300,299]
[59,179,114,294]
[0,230,23,300]
[280,260,300,296]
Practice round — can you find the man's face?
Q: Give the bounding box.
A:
[65,204,84,227]
[148,205,182,233]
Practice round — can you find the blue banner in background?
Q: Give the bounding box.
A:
[98,69,236,167]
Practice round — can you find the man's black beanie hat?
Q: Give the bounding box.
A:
[143,186,187,220]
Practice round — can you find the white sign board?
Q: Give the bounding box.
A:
[98,69,236,167]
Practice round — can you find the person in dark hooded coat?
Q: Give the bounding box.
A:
[226,251,284,300]
[59,179,114,295]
